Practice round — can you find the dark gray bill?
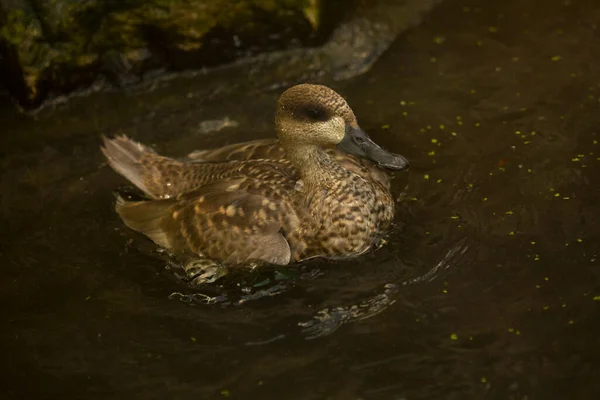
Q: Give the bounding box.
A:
[337,125,409,171]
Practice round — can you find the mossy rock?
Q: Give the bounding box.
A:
[0,0,327,108]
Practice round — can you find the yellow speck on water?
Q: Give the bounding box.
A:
[411,197,418,201]
[572,157,581,162]
[527,169,532,172]
[424,174,430,180]
[483,197,488,201]
[190,337,197,342]
[450,333,458,340]
[534,255,540,261]
[524,141,532,144]
[425,232,430,235]
[475,122,481,127]
[420,128,426,133]
[505,211,514,215]
[512,57,520,62]
[536,285,541,288]
[562,303,567,307]
[402,111,408,116]
[439,124,445,130]
[381,124,390,129]
[458,121,463,125]
[451,131,457,136]
[456,116,462,120]
[489,26,498,33]
[508,328,514,333]
[467,183,473,189]
[451,216,459,220]
[427,125,432,130]
[220,389,230,397]
[563,197,570,200]
[551,55,562,61]
[577,238,583,243]
[544,277,549,281]
[515,130,521,135]
[543,306,550,310]
[470,89,477,94]
[509,231,515,236]
[437,179,443,183]
[593,296,600,301]
[594,140,598,145]
[516,330,521,335]
[428,150,436,156]
[431,138,438,144]
[481,377,487,383]
[463,6,470,12]
[430,57,437,63]
[549,187,555,192]
[531,131,537,135]
[476,40,484,46]
[400,100,407,106]
[569,320,574,324]
[443,289,448,294]
[554,193,560,197]
[433,36,446,44]
[531,241,536,245]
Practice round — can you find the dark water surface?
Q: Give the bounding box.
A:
[2,0,600,398]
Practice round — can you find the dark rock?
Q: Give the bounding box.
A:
[0,0,327,108]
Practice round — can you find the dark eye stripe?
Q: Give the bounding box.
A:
[303,105,329,121]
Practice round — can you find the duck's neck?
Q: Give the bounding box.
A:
[282,142,340,188]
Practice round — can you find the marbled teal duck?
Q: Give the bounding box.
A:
[101,84,409,284]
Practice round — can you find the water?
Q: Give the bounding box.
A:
[2,0,600,398]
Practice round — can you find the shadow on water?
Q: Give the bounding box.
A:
[2,0,600,398]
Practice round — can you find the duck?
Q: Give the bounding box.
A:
[101,84,409,284]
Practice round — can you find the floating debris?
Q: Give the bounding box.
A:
[433,36,446,44]
[450,333,458,340]
[197,117,239,134]
[551,55,562,61]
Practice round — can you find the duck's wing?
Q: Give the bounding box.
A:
[115,178,301,266]
[186,139,284,161]
[101,135,296,199]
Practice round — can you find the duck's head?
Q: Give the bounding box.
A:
[275,84,409,171]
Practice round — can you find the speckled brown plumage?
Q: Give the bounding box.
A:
[101,83,407,268]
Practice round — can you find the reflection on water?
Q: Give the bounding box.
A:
[2,0,600,398]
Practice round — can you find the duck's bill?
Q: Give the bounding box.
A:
[338,125,409,171]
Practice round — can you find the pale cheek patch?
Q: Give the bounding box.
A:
[315,116,345,144]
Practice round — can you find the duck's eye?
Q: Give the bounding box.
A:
[304,106,328,121]
[355,136,365,144]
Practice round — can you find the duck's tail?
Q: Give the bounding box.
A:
[114,192,172,249]
[101,135,182,199]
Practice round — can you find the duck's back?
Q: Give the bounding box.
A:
[187,138,392,191]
